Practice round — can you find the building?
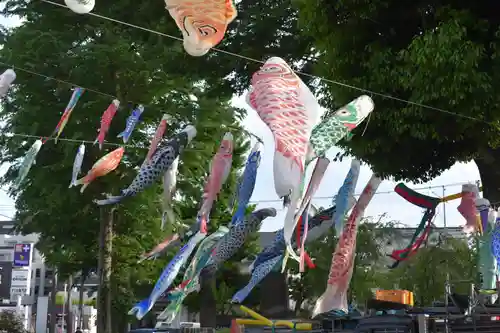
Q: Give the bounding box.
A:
[0,220,99,332]
[383,226,467,255]
[0,220,41,329]
[255,226,469,311]
[259,225,468,265]
[0,217,470,329]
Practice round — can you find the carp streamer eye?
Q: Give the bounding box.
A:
[197,25,217,37]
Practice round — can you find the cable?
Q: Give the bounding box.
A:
[38,0,494,124]
[0,60,116,100]
[0,60,265,143]
[0,179,480,208]
[0,212,14,220]
[0,132,208,151]
[248,180,479,204]
[3,56,490,125]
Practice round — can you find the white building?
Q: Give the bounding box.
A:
[0,220,42,330]
[0,220,100,332]
[383,226,467,256]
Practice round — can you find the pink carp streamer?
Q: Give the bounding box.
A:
[458,184,480,234]
[246,57,320,260]
[312,175,382,318]
[198,132,233,233]
[94,99,120,150]
[138,234,180,263]
[282,157,330,272]
[145,114,170,164]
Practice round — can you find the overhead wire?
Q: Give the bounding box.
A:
[0,212,14,220]
[33,0,496,125]
[0,61,263,143]
[0,0,491,149]
[0,180,481,208]
[0,2,486,212]
[0,132,207,151]
[248,180,480,204]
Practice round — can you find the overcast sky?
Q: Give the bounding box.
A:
[0,9,482,232]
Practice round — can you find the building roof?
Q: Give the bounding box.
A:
[0,221,15,235]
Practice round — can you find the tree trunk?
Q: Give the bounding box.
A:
[97,208,105,333]
[65,275,74,333]
[48,270,58,333]
[97,207,114,333]
[104,209,114,333]
[199,271,217,328]
[293,295,303,316]
[475,149,500,203]
[103,208,116,333]
[259,272,289,318]
[78,273,85,329]
[111,306,128,333]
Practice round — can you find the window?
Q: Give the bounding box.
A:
[0,251,12,262]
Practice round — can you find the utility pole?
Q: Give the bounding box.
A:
[96,207,114,333]
[96,207,105,333]
[61,283,66,333]
[442,186,447,228]
[48,270,58,333]
[65,275,74,333]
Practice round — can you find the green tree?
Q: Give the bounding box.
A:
[0,0,251,331]
[294,0,500,200]
[181,208,262,327]
[0,310,27,333]
[384,236,477,306]
[287,215,401,316]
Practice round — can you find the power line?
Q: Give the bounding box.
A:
[36,0,495,125]
[0,4,487,210]
[0,132,208,151]
[0,60,116,101]
[0,212,14,220]
[7,51,487,126]
[0,180,481,208]
[248,181,480,204]
[0,61,264,144]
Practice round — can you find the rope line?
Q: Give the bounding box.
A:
[0,179,478,207]
[33,0,495,125]
[248,181,480,204]
[0,60,264,143]
[0,132,211,151]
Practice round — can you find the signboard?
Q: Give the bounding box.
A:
[10,286,27,301]
[55,293,96,305]
[13,244,31,267]
[11,269,29,287]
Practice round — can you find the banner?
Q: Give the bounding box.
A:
[10,286,27,301]
[13,244,31,267]
[11,269,29,287]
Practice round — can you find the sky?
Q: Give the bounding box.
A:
[0,9,483,232]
